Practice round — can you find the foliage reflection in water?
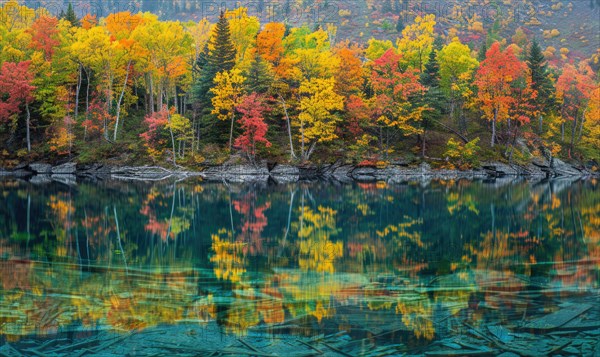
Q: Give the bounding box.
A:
[0,178,598,355]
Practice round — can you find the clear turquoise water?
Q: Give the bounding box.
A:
[0,178,598,355]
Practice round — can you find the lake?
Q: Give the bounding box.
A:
[1,177,599,356]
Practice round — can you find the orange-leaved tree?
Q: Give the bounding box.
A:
[474,42,527,148]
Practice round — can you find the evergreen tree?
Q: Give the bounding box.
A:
[420,50,440,88]
[60,3,79,26]
[192,44,214,106]
[246,52,273,94]
[419,49,445,157]
[527,39,555,132]
[477,42,488,62]
[393,0,401,12]
[191,12,238,146]
[208,11,236,73]
[396,16,404,33]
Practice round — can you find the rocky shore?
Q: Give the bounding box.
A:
[0,157,597,184]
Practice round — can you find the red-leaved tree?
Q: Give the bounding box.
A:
[27,16,60,61]
[0,61,36,152]
[234,93,271,161]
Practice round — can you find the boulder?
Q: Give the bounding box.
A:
[551,158,581,177]
[111,166,175,180]
[419,162,432,174]
[29,163,52,174]
[270,164,300,176]
[482,162,519,176]
[52,162,77,174]
[202,164,269,183]
[332,165,353,182]
[269,164,300,183]
[350,167,378,181]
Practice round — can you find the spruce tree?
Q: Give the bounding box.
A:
[420,50,440,88]
[246,52,273,94]
[527,39,555,132]
[192,44,214,107]
[64,3,79,27]
[419,49,445,157]
[208,11,236,73]
[396,16,404,33]
[477,42,488,62]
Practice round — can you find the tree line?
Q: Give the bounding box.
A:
[0,1,598,168]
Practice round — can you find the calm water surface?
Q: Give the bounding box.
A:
[0,178,598,355]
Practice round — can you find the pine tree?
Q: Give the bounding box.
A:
[477,42,488,62]
[192,12,236,108]
[208,11,236,73]
[246,52,273,94]
[420,50,440,88]
[64,3,79,27]
[419,49,444,157]
[396,16,404,33]
[527,39,555,132]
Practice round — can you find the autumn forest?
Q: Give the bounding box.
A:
[0,0,598,169]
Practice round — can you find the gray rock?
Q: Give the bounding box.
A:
[419,162,431,174]
[52,162,77,174]
[551,158,581,177]
[526,163,550,177]
[29,174,52,184]
[111,166,176,180]
[270,164,300,183]
[202,164,269,183]
[269,164,300,176]
[532,156,551,168]
[350,167,377,181]
[332,165,353,181]
[29,163,52,174]
[482,162,519,176]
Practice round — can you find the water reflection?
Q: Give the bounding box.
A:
[0,178,598,350]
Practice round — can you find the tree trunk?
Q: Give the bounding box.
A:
[75,63,82,118]
[491,107,497,148]
[26,102,31,152]
[168,112,177,166]
[538,115,543,134]
[279,95,296,159]
[85,67,90,116]
[229,112,235,152]
[570,116,578,152]
[578,110,587,143]
[149,75,155,113]
[113,60,131,141]
[300,117,306,160]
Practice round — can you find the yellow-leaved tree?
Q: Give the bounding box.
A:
[395,14,436,72]
[297,77,344,160]
[210,68,246,151]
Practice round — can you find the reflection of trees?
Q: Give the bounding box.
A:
[210,228,246,283]
[139,184,191,242]
[233,191,271,255]
[295,204,342,273]
[1,178,599,340]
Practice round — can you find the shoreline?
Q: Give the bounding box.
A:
[0,159,597,184]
